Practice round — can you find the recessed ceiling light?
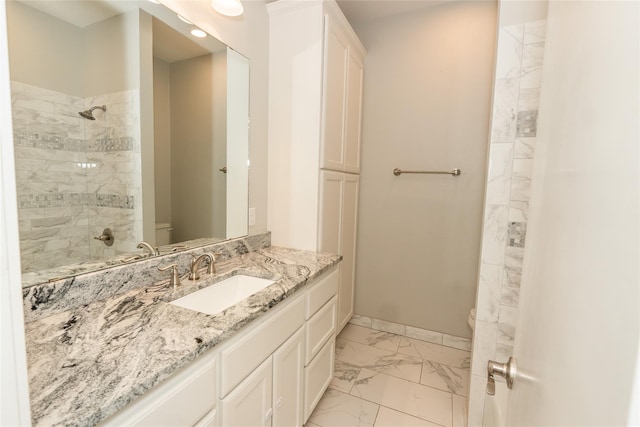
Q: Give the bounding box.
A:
[191,28,207,38]
[211,0,243,17]
[177,15,193,25]
[147,0,161,4]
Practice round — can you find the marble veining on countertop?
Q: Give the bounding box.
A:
[24,246,340,427]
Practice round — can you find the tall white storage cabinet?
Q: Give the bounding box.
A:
[267,0,365,332]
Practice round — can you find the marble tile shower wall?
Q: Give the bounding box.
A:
[12,82,142,273]
[467,20,546,426]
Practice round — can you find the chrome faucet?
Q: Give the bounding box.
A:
[137,241,159,257]
[189,253,216,280]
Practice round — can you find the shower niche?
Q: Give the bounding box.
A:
[7,0,249,278]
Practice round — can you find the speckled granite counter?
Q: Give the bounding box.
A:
[24,245,340,427]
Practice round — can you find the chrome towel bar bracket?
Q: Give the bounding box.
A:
[393,168,461,176]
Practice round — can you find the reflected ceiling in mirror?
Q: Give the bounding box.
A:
[8,0,249,287]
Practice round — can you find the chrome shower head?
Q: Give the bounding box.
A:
[79,105,107,120]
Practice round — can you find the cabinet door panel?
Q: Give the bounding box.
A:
[318,170,344,254]
[303,339,335,423]
[338,174,359,330]
[221,358,273,427]
[272,328,305,427]
[305,297,337,364]
[320,15,348,171]
[220,296,304,397]
[344,52,363,173]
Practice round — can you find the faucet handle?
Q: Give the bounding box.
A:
[158,264,181,288]
[206,252,222,274]
[121,255,142,264]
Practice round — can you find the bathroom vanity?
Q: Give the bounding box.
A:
[22,234,341,427]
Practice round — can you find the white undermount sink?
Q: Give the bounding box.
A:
[170,274,276,315]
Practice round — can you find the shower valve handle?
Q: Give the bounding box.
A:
[94,228,114,247]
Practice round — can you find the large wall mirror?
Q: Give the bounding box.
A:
[7,0,249,286]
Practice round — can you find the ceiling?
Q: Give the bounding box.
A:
[17,0,139,28]
[335,0,449,25]
[24,0,451,29]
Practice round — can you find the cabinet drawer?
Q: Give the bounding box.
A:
[305,296,337,365]
[303,338,335,423]
[100,352,216,427]
[305,267,338,319]
[220,296,305,397]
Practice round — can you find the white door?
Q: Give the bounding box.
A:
[505,1,639,425]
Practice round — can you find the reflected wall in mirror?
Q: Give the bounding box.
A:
[7,0,249,281]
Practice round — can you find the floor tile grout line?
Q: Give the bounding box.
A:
[324,339,469,427]
[338,332,403,353]
[348,321,472,352]
[339,327,472,358]
[418,355,425,385]
[338,335,471,385]
[348,364,461,402]
[419,359,471,397]
[372,403,380,426]
[343,385,450,427]
[375,404,450,427]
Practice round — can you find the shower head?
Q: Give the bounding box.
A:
[79,105,107,120]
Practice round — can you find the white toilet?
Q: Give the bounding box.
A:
[155,223,173,246]
[468,308,477,331]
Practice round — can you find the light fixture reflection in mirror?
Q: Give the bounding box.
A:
[190,28,207,38]
[7,0,249,285]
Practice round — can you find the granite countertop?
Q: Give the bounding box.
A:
[24,246,340,427]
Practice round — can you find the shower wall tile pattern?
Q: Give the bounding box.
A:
[12,82,142,273]
[468,20,547,426]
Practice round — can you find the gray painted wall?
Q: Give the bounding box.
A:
[353,1,497,338]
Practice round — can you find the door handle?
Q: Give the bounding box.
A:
[487,357,517,395]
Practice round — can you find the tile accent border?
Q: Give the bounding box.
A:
[349,314,472,352]
[18,193,135,209]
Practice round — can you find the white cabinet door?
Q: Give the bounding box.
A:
[320,14,348,171]
[303,338,336,423]
[272,328,304,427]
[343,51,363,174]
[221,358,273,427]
[318,170,344,254]
[338,174,359,330]
[319,171,358,332]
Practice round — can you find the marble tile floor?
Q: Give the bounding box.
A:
[306,324,470,427]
